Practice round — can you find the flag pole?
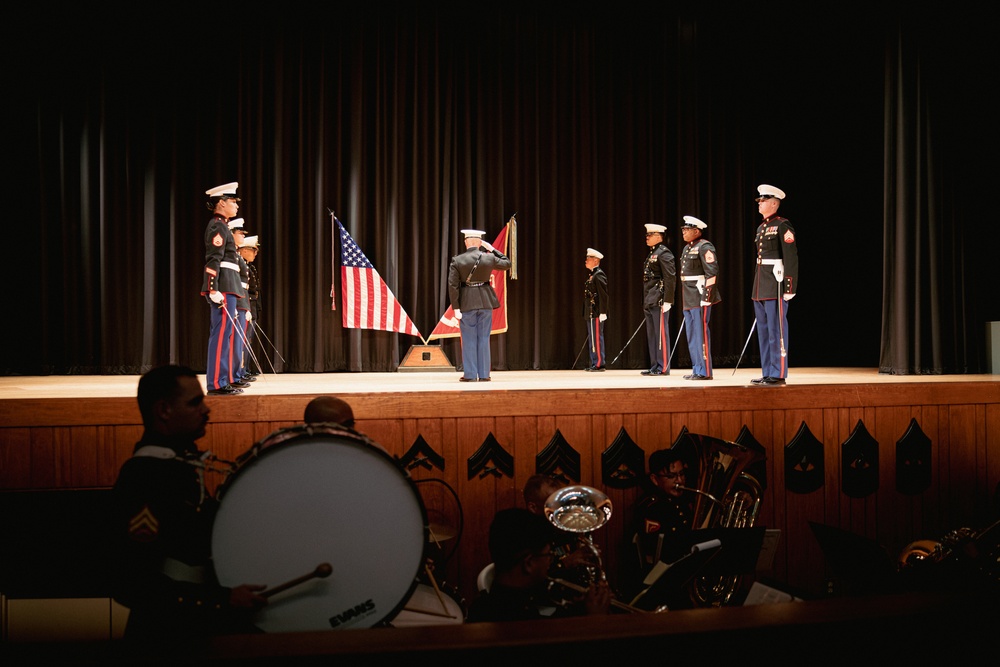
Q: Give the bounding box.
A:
[507,213,517,280]
[328,208,337,311]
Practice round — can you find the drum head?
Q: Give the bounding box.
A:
[212,428,427,631]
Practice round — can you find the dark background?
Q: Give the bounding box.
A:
[3,3,996,375]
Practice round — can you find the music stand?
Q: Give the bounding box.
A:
[690,527,767,577]
[628,527,767,611]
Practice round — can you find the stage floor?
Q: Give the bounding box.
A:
[1,367,997,399]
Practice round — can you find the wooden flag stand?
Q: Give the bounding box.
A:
[398,344,456,372]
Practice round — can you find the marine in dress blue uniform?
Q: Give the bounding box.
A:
[238,235,261,378]
[201,183,246,395]
[641,224,676,376]
[447,229,512,382]
[228,218,252,387]
[583,248,609,371]
[750,184,798,386]
[679,216,721,380]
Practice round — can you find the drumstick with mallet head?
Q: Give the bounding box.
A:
[261,563,333,598]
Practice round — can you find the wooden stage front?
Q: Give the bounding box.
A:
[2,368,999,633]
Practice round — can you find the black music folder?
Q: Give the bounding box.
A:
[629,527,766,610]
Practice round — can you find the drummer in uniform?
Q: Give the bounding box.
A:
[751,184,798,386]
[110,365,267,644]
[679,215,720,380]
[641,223,676,376]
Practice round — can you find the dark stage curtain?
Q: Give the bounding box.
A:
[879,15,995,374]
[5,7,994,376]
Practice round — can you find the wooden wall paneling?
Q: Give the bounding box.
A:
[948,405,978,527]
[824,407,845,534]
[29,428,56,489]
[878,406,912,556]
[512,415,538,505]
[60,426,98,489]
[986,404,1000,525]
[973,404,992,529]
[860,406,879,542]
[0,428,31,489]
[359,418,403,456]
[457,416,512,602]
[916,405,944,539]
[95,425,121,488]
[492,416,518,512]
[936,406,954,530]
[782,408,826,597]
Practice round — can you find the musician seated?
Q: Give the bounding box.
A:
[110,365,268,646]
[630,450,694,579]
[303,395,356,428]
[522,474,601,578]
[466,508,610,622]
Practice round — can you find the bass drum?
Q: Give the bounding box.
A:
[211,425,428,632]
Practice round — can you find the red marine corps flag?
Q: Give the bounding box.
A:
[333,216,421,338]
[428,215,517,340]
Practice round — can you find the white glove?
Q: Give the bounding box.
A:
[209,290,224,304]
[700,300,711,307]
[480,241,495,252]
[783,293,795,301]
[599,313,607,322]
[773,264,784,283]
[454,309,463,320]
[661,302,671,313]
[246,312,252,322]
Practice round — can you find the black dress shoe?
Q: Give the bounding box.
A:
[240,375,257,382]
[760,377,786,385]
[480,377,491,382]
[208,385,243,395]
[591,366,605,372]
[750,377,767,384]
[691,374,713,380]
[231,381,250,388]
[584,366,595,371]
[459,377,476,382]
[641,370,663,376]
[683,374,695,380]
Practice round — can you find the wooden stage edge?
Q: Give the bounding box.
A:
[3,368,1000,428]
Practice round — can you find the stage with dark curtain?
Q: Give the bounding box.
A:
[3,3,1000,660]
[3,4,997,376]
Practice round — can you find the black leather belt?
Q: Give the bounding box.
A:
[465,281,486,287]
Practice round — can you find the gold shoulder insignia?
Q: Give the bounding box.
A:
[128,506,160,542]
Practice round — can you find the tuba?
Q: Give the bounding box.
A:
[676,433,766,606]
[544,485,655,613]
[544,485,613,588]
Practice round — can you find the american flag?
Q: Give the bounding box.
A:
[336,218,421,338]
